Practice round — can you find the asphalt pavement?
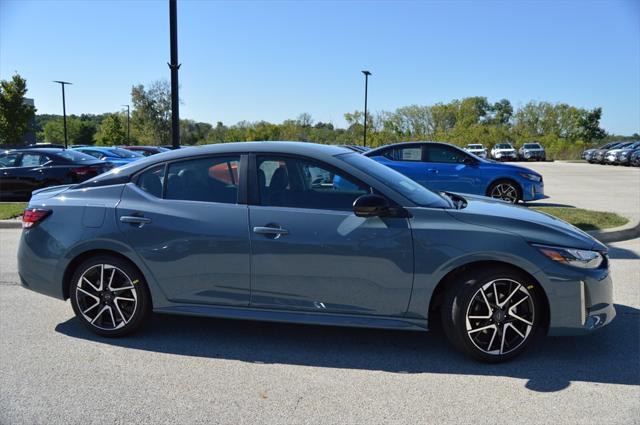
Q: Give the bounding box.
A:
[0,227,639,424]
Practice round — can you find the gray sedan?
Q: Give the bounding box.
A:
[17,142,614,362]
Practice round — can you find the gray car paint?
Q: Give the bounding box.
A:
[17,142,615,336]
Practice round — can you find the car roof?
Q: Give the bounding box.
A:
[5,148,67,154]
[77,142,354,187]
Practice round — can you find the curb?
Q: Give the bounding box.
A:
[587,219,640,244]
[0,219,21,229]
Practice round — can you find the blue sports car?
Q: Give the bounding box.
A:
[365,142,546,203]
[72,147,144,167]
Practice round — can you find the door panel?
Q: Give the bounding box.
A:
[249,206,414,315]
[249,154,414,316]
[116,157,251,306]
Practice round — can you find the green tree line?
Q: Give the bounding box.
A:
[3,74,638,159]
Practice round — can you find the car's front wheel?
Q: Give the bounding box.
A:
[487,180,521,203]
[441,267,542,362]
[70,255,151,337]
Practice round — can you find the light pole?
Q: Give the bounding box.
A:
[168,0,180,148]
[361,70,371,147]
[122,104,130,144]
[53,81,72,149]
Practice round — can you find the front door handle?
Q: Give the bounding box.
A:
[426,168,439,174]
[120,215,152,225]
[253,226,289,237]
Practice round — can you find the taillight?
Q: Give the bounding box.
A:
[71,166,93,176]
[22,209,52,229]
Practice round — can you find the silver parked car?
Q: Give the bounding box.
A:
[518,143,546,161]
[17,142,615,362]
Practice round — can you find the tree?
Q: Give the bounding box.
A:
[131,80,172,145]
[578,107,606,142]
[0,73,36,145]
[42,116,97,145]
[96,113,127,145]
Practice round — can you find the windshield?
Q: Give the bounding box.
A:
[523,143,541,149]
[111,148,142,158]
[467,144,483,149]
[338,152,450,208]
[55,150,100,163]
[496,144,512,149]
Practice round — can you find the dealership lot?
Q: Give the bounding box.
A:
[518,161,640,222]
[1,160,639,424]
[0,228,638,424]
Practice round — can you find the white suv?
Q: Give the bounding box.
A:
[464,144,487,158]
[491,143,517,161]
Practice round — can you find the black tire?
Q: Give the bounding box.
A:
[70,255,151,337]
[487,179,521,204]
[440,266,542,362]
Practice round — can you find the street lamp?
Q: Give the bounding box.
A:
[53,81,72,149]
[122,104,130,144]
[168,0,180,148]
[361,70,371,147]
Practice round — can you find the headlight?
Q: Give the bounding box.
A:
[535,245,604,269]
[621,152,628,157]
[518,172,542,182]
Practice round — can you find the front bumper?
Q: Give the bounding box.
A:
[521,179,546,202]
[535,263,616,336]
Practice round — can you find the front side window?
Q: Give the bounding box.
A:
[80,150,105,159]
[424,145,468,164]
[0,153,19,167]
[257,156,369,210]
[166,156,240,204]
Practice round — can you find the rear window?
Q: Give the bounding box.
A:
[55,150,100,163]
[111,148,142,158]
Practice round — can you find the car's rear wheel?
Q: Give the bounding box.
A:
[70,255,151,337]
[441,267,542,362]
[487,180,521,204]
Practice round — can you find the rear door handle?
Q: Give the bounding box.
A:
[120,215,152,225]
[253,226,289,236]
[427,168,439,174]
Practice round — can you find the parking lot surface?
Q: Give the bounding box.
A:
[517,161,640,222]
[1,226,639,425]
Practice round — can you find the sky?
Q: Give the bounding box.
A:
[1,0,639,134]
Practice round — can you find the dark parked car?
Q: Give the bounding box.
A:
[606,141,640,165]
[18,142,613,362]
[590,142,634,164]
[518,143,546,161]
[629,149,640,167]
[582,142,619,162]
[0,148,111,201]
[124,146,171,156]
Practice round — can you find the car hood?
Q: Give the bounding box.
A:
[444,194,606,251]
[493,148,516,152]
[479,161,540,176]
[606,149,625,155]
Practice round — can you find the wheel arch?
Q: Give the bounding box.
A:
[62,249,150,304]
[427,260,550,333]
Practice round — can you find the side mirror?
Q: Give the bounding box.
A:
[353,194,391,218]
[463,157,477,166]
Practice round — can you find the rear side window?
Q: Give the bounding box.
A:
[136,164,165,198]
[385,146,422,161]
[424,145,468,164]
[20,153,49,166]
[165,156,240,204]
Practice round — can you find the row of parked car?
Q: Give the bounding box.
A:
[0,144,172,201]
[463,142,546,161]
[581,141,640,166]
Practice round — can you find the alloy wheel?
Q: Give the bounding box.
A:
[490,183,519,203]
[465,278,535,356]
[75,264,138,331]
